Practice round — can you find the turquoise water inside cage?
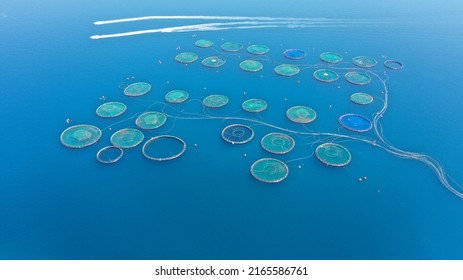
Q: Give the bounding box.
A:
[1,0,463,259]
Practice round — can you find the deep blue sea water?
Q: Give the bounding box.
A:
[1,0,463,259]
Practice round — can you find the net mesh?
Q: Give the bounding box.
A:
[202,56,226,68]
[339,113,372,132]
[221,42,243,52]
[319,52,343,64]
[250,158,289,183]
[96,146,124,164]
[352,56,377,68]
[203,94,229,108]
[242,98,268,113]
[313,69,339,83]
[60,124,102,149]
[136,111,167,129]
[247,44,269,55]
[315,143,352,167]
[344,72,372,85]
[350,92,374,105]
[221,124,254,144]
[239,60,263,72]
[165,89,189,103]
[175,52,199,64]
[96,102,127,118]
[124,82,151,97]
[274,64,300,76]
[110,128,145,148]
[142,135,187,161]
[195,39,214,48]
[286,106,317,123]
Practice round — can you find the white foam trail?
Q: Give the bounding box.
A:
[90,21,319,39]
[93,15,335,25]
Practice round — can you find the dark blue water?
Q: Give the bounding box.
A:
[1,0,463,259]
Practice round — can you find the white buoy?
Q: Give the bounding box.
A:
[359,178,363,182]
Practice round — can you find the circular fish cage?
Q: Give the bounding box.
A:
[175,52,199,64]
[283,49,306,60]
[221,42,243,52]
[203,94,229,108]
[339,113,372,132]
[142,135,187,161]
[344,72,372,85]
[250,158,289,183]
[239,60,263,72]
[384,60,404,70]
[124,82,151,97]
[135,111,167,130]
[313,69,339,83]
[352,56,377,68]
[96,146,124,164]
[274,64,300,76]
[247,44,269,55]
[315,143,352,167]
[202,56,226,68]
[195,39,214,48]
[165,89,189,103]
[96,102,127,118]
[110,128,145,148]
[350,92,374,105]
[242,98,268,113]
[261,132,295,154]
[319,52,343,64]
[60,124,102,148]
[286,106,317,124]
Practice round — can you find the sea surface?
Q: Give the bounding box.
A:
[1,0,463,259]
